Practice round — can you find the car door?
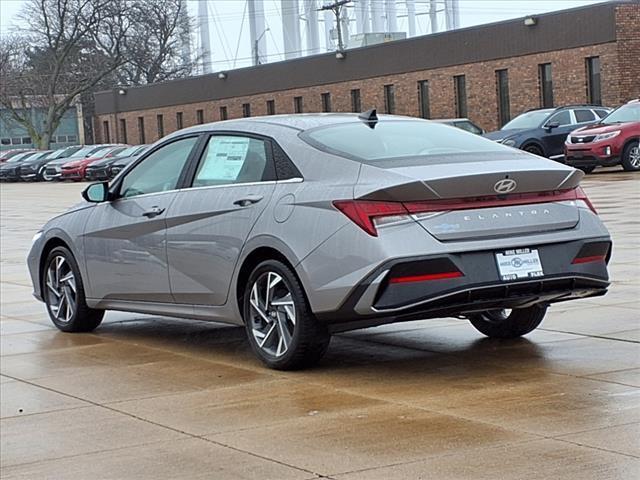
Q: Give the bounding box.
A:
[83,136,199,303]
[165,133,277,305]
[542,110,574,157]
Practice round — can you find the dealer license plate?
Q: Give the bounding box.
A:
[495,248,543,281]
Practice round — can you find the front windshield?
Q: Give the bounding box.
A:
[113,146,141,158]
[501,110,553,130]
[7,152,34,162]
[71,146,98,158]
[602,103,640,124]
[302,120,510,163]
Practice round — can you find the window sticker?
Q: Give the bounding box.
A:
[198,137,249,181]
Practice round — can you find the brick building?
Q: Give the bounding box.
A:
[94,0,639,145]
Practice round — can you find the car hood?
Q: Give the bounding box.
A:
[571,122,637,135]
[483,128,529,141]
[88,157,116,168]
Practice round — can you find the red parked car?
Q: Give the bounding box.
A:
[61,146,128,181]
[565,99,640,173]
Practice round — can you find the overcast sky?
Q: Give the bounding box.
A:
[1,0,605,70]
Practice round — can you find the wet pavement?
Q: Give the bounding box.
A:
[1,170,639,479]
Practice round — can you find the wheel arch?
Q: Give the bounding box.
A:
[621,135,640,156]
[38,237,72,294]
[235,246,298,319]
[520,139,546,156]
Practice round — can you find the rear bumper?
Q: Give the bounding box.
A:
[315,237,611,332]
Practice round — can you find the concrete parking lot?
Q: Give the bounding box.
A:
[1,172,639,479]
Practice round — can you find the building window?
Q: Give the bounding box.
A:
[350,89,361,112]
[294,96,303,113]
[242,103,251,117]
[266,99,276,115]
[321,92,331,112]
[11,138,21,145]
[176,112,183,130]
[538,63,554,108]
[55,135,65,143]
[22,137,32,144]
[384,84,395,114]
[67,135,77,143]
[586,57,601,105]
[0,138,10,145]
[418,80,430,119]
[196,109,204,124]
[137,116,145,144]
[219,106,228,120]
[496,69,510,127]
[156,114,164,138]
[102,121,110,143]
[119,118,127,144]
[454,75,467,117]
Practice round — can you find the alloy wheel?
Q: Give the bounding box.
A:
[630,145,640,168]
[484,309,513,323]
[45,255,77,323]
[249,272,296,357]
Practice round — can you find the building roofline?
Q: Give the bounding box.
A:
[95,0,629,115]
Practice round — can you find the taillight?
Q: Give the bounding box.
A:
[574,187,597,214]
[332,200,409,236]
[333,187,597,236]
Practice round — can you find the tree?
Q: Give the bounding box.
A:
[118,0,198,85]
[0,0,129,149]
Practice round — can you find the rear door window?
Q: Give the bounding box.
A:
[547,111,572,126]
[191,135,270,187]
[574,109,596,123]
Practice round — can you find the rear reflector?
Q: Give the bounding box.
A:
[389,271,463,284]
[333,187,597,236]
[572,255,606,265]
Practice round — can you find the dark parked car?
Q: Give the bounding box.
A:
[0,150,39,181]
[433,118,484,134]
[19,145,83,181]
[484,105,611,160]
[85,145,149,181]
[565,99,640,173]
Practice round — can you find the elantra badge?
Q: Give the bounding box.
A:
[494,178,517,194]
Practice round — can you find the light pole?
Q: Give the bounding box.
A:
[320,0,351,54]
[253,28,270,66]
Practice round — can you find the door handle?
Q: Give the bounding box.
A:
[233,195,263,207]
[141,206,165,218]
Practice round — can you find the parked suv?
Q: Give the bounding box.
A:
[564,99,640,173]
[484,105,611,160]
[432,118,484,135]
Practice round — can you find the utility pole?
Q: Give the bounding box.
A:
[319,0,351,52]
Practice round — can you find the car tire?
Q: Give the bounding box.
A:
[243,259,330,370]
[578,166,595,174]
[469,305,547,338]
[621,140,640,171]
[522,144,544,157]
[43,246,104,333]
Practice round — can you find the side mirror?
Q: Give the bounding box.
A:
[82,182,109,203]
[545,122,559,131]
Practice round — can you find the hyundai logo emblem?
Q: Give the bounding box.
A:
[494,178,517,194]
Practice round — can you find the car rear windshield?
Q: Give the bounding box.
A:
[301,120,510,163]
[602,103,640,124]
[501,110,553,130]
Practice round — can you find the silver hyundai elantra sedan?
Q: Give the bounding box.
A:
[27,112,611,369]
